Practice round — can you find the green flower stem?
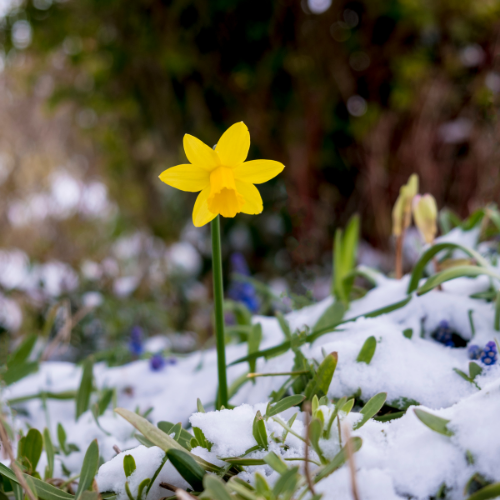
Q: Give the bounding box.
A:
[211,216,228,409]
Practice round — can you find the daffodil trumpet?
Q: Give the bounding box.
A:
[159,122,284,408]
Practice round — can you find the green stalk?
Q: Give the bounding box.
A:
[211,216,228,408]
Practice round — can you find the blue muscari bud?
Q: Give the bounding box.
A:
[128,326,144,356]
[480,341,498,365]
[228,252,259,313]
[468,344,482,360]
[433,320,454,347]
[149,353,165,371]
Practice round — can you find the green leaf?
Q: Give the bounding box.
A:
[272,466,299,499]
[342,398,355,414]
[305,352,338,400]
[97,389,114,416]
[263,452,288,474]
[266,395,304,418]
[43,428,54,480]
[467,483,500,500]
[136,478,150,500]
[356,336,377,364]
[192,427,212,451]
[469,362,483,380]
[203,475,233,500]
[248,323,263,376]
[115,408,221,473]
[8,335,38,366]
[57,423,67,455]
[417,266,500,296]
[75,440,99,500]
[275,312,292,341]
[145,453,167,496]
[353,392,387,430]
[0,463,75,500]
[21,428,43,474]
[414,409,454,437]
[314,437,363,483]
[157,421,192,450]
[308,419,326,464]
[196,398,205,413]
[123,455,136,478]
[2,362,39,386]
[75,358,94,421]
[403,328,413,339]
[313,302,345,333]
[134,434,154,448]
[324,396,347,438]
[373,411,406,422]
[408,242,490,294]
[166,449,205,491]
[252,411,268,450]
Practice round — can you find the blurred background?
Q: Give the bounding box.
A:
[0,0,499,362]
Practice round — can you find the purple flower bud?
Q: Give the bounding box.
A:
[149,353,165,371]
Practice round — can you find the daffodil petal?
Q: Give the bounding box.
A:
[193,185,217,227]
[159,164,210,192]
[184,134,220,171]
[235,180,263,215]
[215,122,250,167]
[233,159,285,184]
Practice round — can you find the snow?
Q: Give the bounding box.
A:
[3,228,500,500]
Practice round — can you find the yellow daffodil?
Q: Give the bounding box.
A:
[159,122,285,227]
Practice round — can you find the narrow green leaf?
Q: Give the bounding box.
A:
[192,427,212,451]
[196,398,205,413]
[305,352,338,400]
[342,398,355,414]
[467,483,500,500]
[2,362,39,386]
[272,466,299,498]
[408,242,490,294]
[353,392,387,430]
[123,455,136,478]
[97,389,114,416]
[57,423,67,455]
[134,434,154,448]
[275,312,292,340]
[22,428,43,474]
[115,408,220,473]
[75,439,99,500]
[414,409,454,437]
[166,449,205,491]
[248,323,262,377]
[136,478,150,500]
[252,411,268,450]
[308,419,326,464]
[8,335,38,366]
[314,437,363,483]
[203,475,233,500]
[157,421,192,450]
[145,453,167,496]
[417,266,500,296]
[356,336,377,364]
[43,428,54,480]
[313,302,345,333]
[266,395,304,418]
[263,452,288,474]
[373,411,406,422]
[75,358,94,421]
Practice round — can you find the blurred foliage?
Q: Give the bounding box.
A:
[2,0,500,270]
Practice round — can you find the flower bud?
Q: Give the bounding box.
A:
[413,194,438,244]
[392,174,419,237]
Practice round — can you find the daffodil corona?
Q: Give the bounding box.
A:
[159,122,284,226]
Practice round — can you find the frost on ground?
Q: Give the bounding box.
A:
[2,229,500,500]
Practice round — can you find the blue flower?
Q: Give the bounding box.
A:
[149,353,165,371]
[432,320,454,347]
[128,326,144,357]
[228,253,259,313]
[468,344,482,360]
[480,341,497,366]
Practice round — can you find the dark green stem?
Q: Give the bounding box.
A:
[211,216,228,408]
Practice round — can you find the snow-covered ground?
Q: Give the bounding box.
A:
[3,229,500,500]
